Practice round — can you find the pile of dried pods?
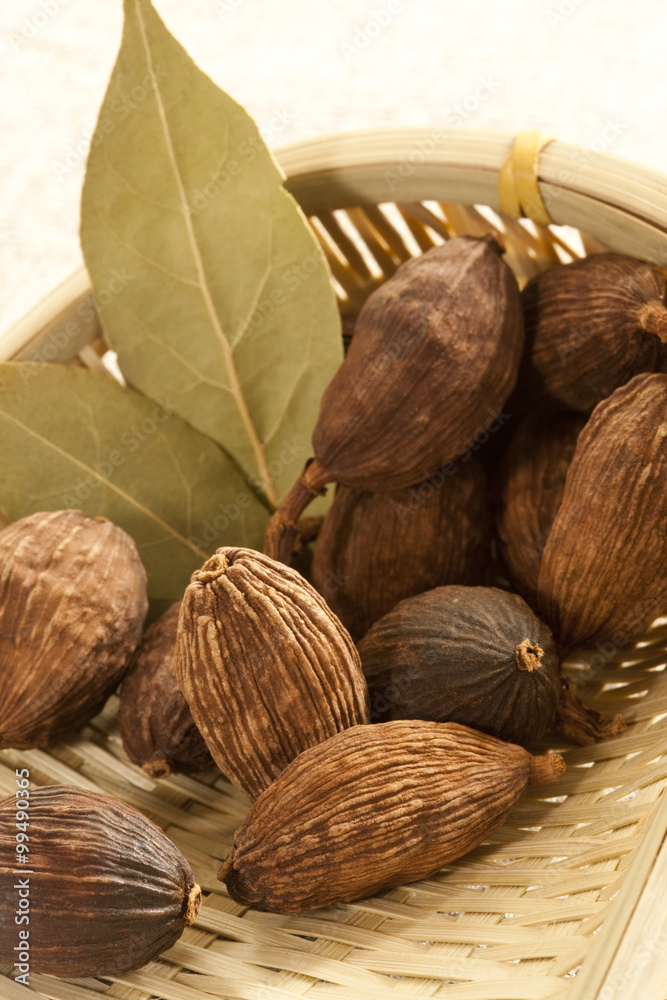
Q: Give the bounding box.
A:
[2,236,667,976]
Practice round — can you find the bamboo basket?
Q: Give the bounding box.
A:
[2,128,667,1000]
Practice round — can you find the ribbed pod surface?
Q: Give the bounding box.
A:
[176,547,370,800]
[0,510,147,749]
[221,720,564,912]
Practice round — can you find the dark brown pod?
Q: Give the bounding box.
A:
[311,458,492,641]
[358,586,625,746]
[359,586,560,744]
[176,547,370,800]
[537,373,667,651]
[495,411,586,605]
[119,602,214,779]
[220,720,565,913]
[520,253,667,413]
[0,785,201,976]
[0,510,147,749]
[266,235,523,562]
[314,237,523,488]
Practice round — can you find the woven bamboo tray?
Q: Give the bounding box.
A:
[2,128,667,1000]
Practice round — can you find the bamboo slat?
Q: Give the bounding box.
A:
[2,128,667,1000]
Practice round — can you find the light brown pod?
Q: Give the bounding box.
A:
[520,253,667,413]
[0,785,200,976]
[176,547,370,800]
[537,373,667,650]
[220,720,565,913]
[311,458,492,641]
[0,510,147,749]
[266,235,523,562]
[119,602,214,779]
[495,412,586,605]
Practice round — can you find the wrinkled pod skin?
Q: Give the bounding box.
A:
[176,547,370,800]
[359,586,559,743]
[495,411,586,606]
[537,373,667,651]
[220,720,565,913]
[311,458,492,641]
[119,601,214,779]
[0,510,148,749]
[358,585,624,747]
[519,252,667,414]
[0,785,201,976]
[265,235,524,563]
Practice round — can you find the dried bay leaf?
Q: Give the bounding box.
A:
[0,364,267,600]
[80,0,343,510]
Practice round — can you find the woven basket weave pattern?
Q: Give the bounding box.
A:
[2,132,667,1000]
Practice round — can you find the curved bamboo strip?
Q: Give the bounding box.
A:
[2,129,667,1000]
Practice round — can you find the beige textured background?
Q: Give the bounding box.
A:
[1,0,666,340]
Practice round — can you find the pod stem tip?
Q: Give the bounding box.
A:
[185,884,202,925]
[530,753,566,785]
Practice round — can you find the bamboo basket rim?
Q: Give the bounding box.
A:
[4,127,667,364]
[2,127,667,1000]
